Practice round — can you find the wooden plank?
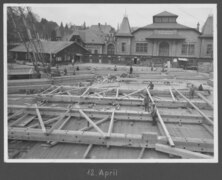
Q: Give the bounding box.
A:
[34,104,46,133]
[79,116,109,131]
[120,88,145,99]
[116,88,119,98]
[80,87,90,97]
[49,115,72,146]
[8,110,24,121]
[40,86,54,94]
[9,113,28,127]
[174,88,213,126]
[147,88,174,147]
[83,144,93,159]
[196,92,213,109]
[107,110,115,137]
[202,124,213,136]
[18,115,36,127]
[137,147,146,159]
[8,127,213,152]
[8,105,208,123]
[47,86,61,95]
[28,116,60,128]
[46,109,71,135]
[79,109,106,137]
[155,143,212,159]
[156,110,175,147]
[169,87,176,101]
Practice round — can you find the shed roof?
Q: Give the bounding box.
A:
[146,33,185,40]
[9,41,87,54]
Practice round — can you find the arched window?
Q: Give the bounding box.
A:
[107,44,115,54]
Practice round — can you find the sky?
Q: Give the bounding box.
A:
[30,4,216,30]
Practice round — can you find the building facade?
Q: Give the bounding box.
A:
[115,11,213,60]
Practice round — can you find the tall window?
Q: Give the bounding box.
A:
[107,44,115,54]
[94,50,98,54]
[181,44,195,55]
[206,44,213,56]
[136,43,148,53]
[121,43,126,52]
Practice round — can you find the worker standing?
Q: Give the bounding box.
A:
[189,84,195,99]
[151,103,158,126]
[64,67,67,75]
[144,93,150,112]
[114,65,117,71]
[72,57,75,67]
[198,84,204,91]
[129,65,133,74]
[149,81,154,90]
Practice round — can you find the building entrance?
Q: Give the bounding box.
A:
[159,41,169,56]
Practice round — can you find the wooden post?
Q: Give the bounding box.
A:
[196,92,213,109]
[174,88,213,126]
[34,104,46,133]
[9,113,28,127]
[83,144,93,159]
[169,87,176,101]
[79,109,106,137]
[40,85,54,94]
[107,110,115,137]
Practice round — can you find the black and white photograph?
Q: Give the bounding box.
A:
[4,3,217,163]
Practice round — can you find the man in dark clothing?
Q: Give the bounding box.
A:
[151,103,158,126]
[114,65,117,71]
[129,65,133,74]
[76,66,80,71]
[149,81,154,90]
[144,93,150,112]
[189,84,195,99]
[64,68,67,75]
[198,84,204,91]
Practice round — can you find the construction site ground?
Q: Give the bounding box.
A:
[7,62,214,160]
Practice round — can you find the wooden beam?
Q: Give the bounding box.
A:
[120,88,145,99]
[156,109,175,147]
[107,110,115,137]
[147,88,174,146]
[34,104,46,133]
[155,143,212,159]
[18,115,36,127]
[40,85,54,94]
[169,87,176,101]
[202,124,213,136]
[79,116,109,131]
[83,144,93,159]
[8,105,207,124]
[9,113,28,127]
[116,88,119,98]
[8,110,24,121]
[173,88,213,126]
[79,109,106,137]
[46,109,71,135]
[47,86,61,95]
[137,147,146,159]
[80,87,90,97]
[8,127,213,152]
[196,92,213,109]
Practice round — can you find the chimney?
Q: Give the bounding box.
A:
[197,22,200,31]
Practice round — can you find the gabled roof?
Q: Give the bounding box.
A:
[69,28,105,45]
[154,11,178,17]
[132,23,200,34]
[116,16,132,36]
[201,15,213,37]
[9,41,88,54]
[90,24,114,34]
